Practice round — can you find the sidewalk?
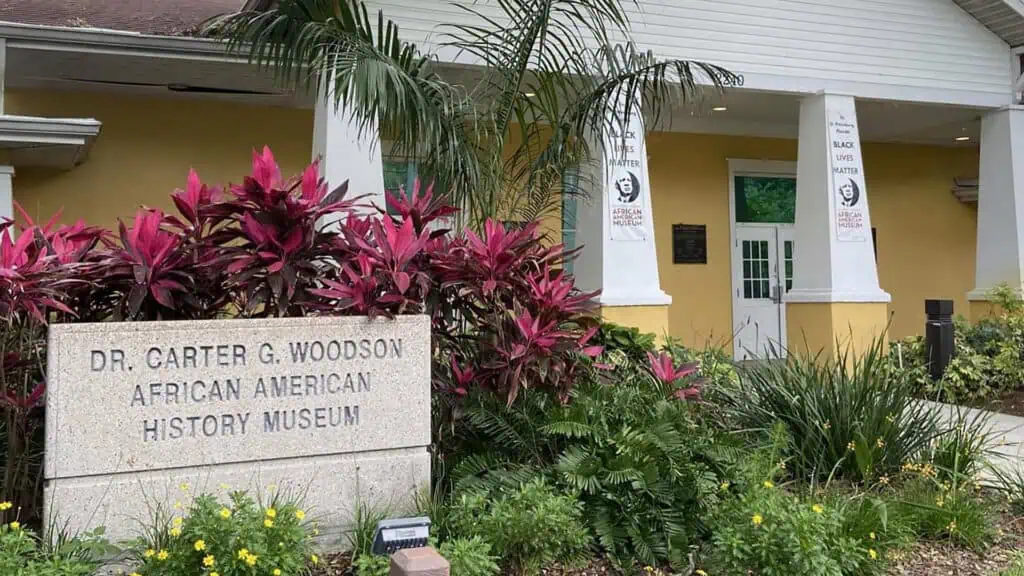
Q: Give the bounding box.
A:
[924,400,1024,477]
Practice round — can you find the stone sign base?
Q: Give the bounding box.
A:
[45,447,429,545]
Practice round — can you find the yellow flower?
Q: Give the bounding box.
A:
[752,514,763,526]
[696,571,708,576]
[130,573,141,576]
[719,481,730,492]
[266,508,277,518]
[313,529,320,536]
[0,502,12,511]
[936,496,945,508]
[878,475,890,486]
[238,549,249,560]
[219,483,231,490]
[763,481,774,489]
[157,550,169,561]
[174,501,182,510]
[245,554,258,567]
[947,520,957,533]
[194,540,206,552]
[876,438,885,448]
[869,532,876,540]
[822,421,831,430]
[179,483,190,492]
[311,554,320,565]
[643,567,653,573]
[812,504,824,514]
[868,549,877,560]
[172,517,183,527]
[144,549,155,559]
[203,555,216,567]
[847,441,856,451]
[219,508,232,519]
[886,413,895,423]
[211,573,220,576]
[274,570,283,576]
[9,521,20,530]
[778,461,786,470]
[295,510,306,520]
[264,518,275,528]
[169,527,181,537]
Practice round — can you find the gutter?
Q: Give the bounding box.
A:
[0,21,242,63]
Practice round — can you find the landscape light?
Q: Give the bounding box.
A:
[371,517,432,555]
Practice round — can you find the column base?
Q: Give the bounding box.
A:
[968,299,1004,322]
[786,302,889,359]
[601,305,671,342]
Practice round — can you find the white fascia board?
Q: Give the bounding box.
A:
[0,21,240,63]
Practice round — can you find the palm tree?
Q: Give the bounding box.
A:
[206,0,736,229]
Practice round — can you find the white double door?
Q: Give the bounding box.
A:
[732,225,794,360]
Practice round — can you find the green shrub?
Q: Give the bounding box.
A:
[991,464,1024,514]
[447,479,591,576]
[1000,552,1024,576]
[547,361,722,569]
[438,537,500,576]
[890,476,993,550]
[129,491,317,576]
[716,339,945,484]
[706,483,876,576]
[0,522,111,576]
[354,553,391,576]
[595,322,657,363]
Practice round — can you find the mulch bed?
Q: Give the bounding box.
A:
[886,506,1024,576]
[977,389,1024,418]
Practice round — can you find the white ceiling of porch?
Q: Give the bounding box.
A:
[4,43,985,148]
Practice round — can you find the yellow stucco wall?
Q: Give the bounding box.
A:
[647,132,978,347]
[5,89,313,230]
[787,302,889,360]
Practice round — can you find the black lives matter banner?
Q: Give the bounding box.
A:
[606,119,648,242]
[827,107,868,242]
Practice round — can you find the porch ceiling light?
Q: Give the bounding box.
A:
[712,106,728,112]
[954,136,971,142]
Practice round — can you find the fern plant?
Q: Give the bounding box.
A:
[545,362,722,569]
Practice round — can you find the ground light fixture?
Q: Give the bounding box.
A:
[371,517,432,555]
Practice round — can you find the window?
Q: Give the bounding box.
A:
[382,158,444,214]
[741,239,771,299]
[561,168,580,274]
[734,175,796,224]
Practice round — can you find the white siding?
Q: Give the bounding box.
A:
[368,0,1013,107]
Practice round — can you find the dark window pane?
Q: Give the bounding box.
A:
[734,176,797,224]
[762,280,770,297]
[761,260,769,277]
[785,241,793,259]
[785,260,793,277]
[751,241,759,259]
[743,261,751,278]
[744,281,752,299]
[743,241,751,258]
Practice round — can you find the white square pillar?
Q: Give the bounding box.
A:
[0,166,12,224]
[574,108,671,337]
[969,106,1024,317]
[312,92,386,213]
[785,93,889,356]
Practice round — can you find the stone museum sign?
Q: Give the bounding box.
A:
[44,315,431,543]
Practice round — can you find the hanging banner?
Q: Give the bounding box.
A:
[606,119,648,242]
[827,107,868,242]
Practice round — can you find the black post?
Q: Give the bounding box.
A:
[924,299,954,381]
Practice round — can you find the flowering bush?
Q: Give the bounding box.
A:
[706,482,876,576]
[130,491,317,576]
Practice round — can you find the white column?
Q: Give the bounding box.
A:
[0,166,13,224]
[969,107,1024,299]
[312,91,386,212]
[786,93,889,304]
[574,110,671,307]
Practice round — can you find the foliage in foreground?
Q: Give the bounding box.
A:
[129,491,317,576]
[0,521,111,576]
[707,482,874,576]
[715,338,946,484]
[438,537,500,576]
[549,358,721,568]
[447,479,591,576]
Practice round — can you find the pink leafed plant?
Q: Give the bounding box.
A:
[647,351,702,401]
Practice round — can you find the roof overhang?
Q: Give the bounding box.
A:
[952,0,1024,47]
[0,115,101,169]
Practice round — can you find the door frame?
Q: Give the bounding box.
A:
[728,159,797,360]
